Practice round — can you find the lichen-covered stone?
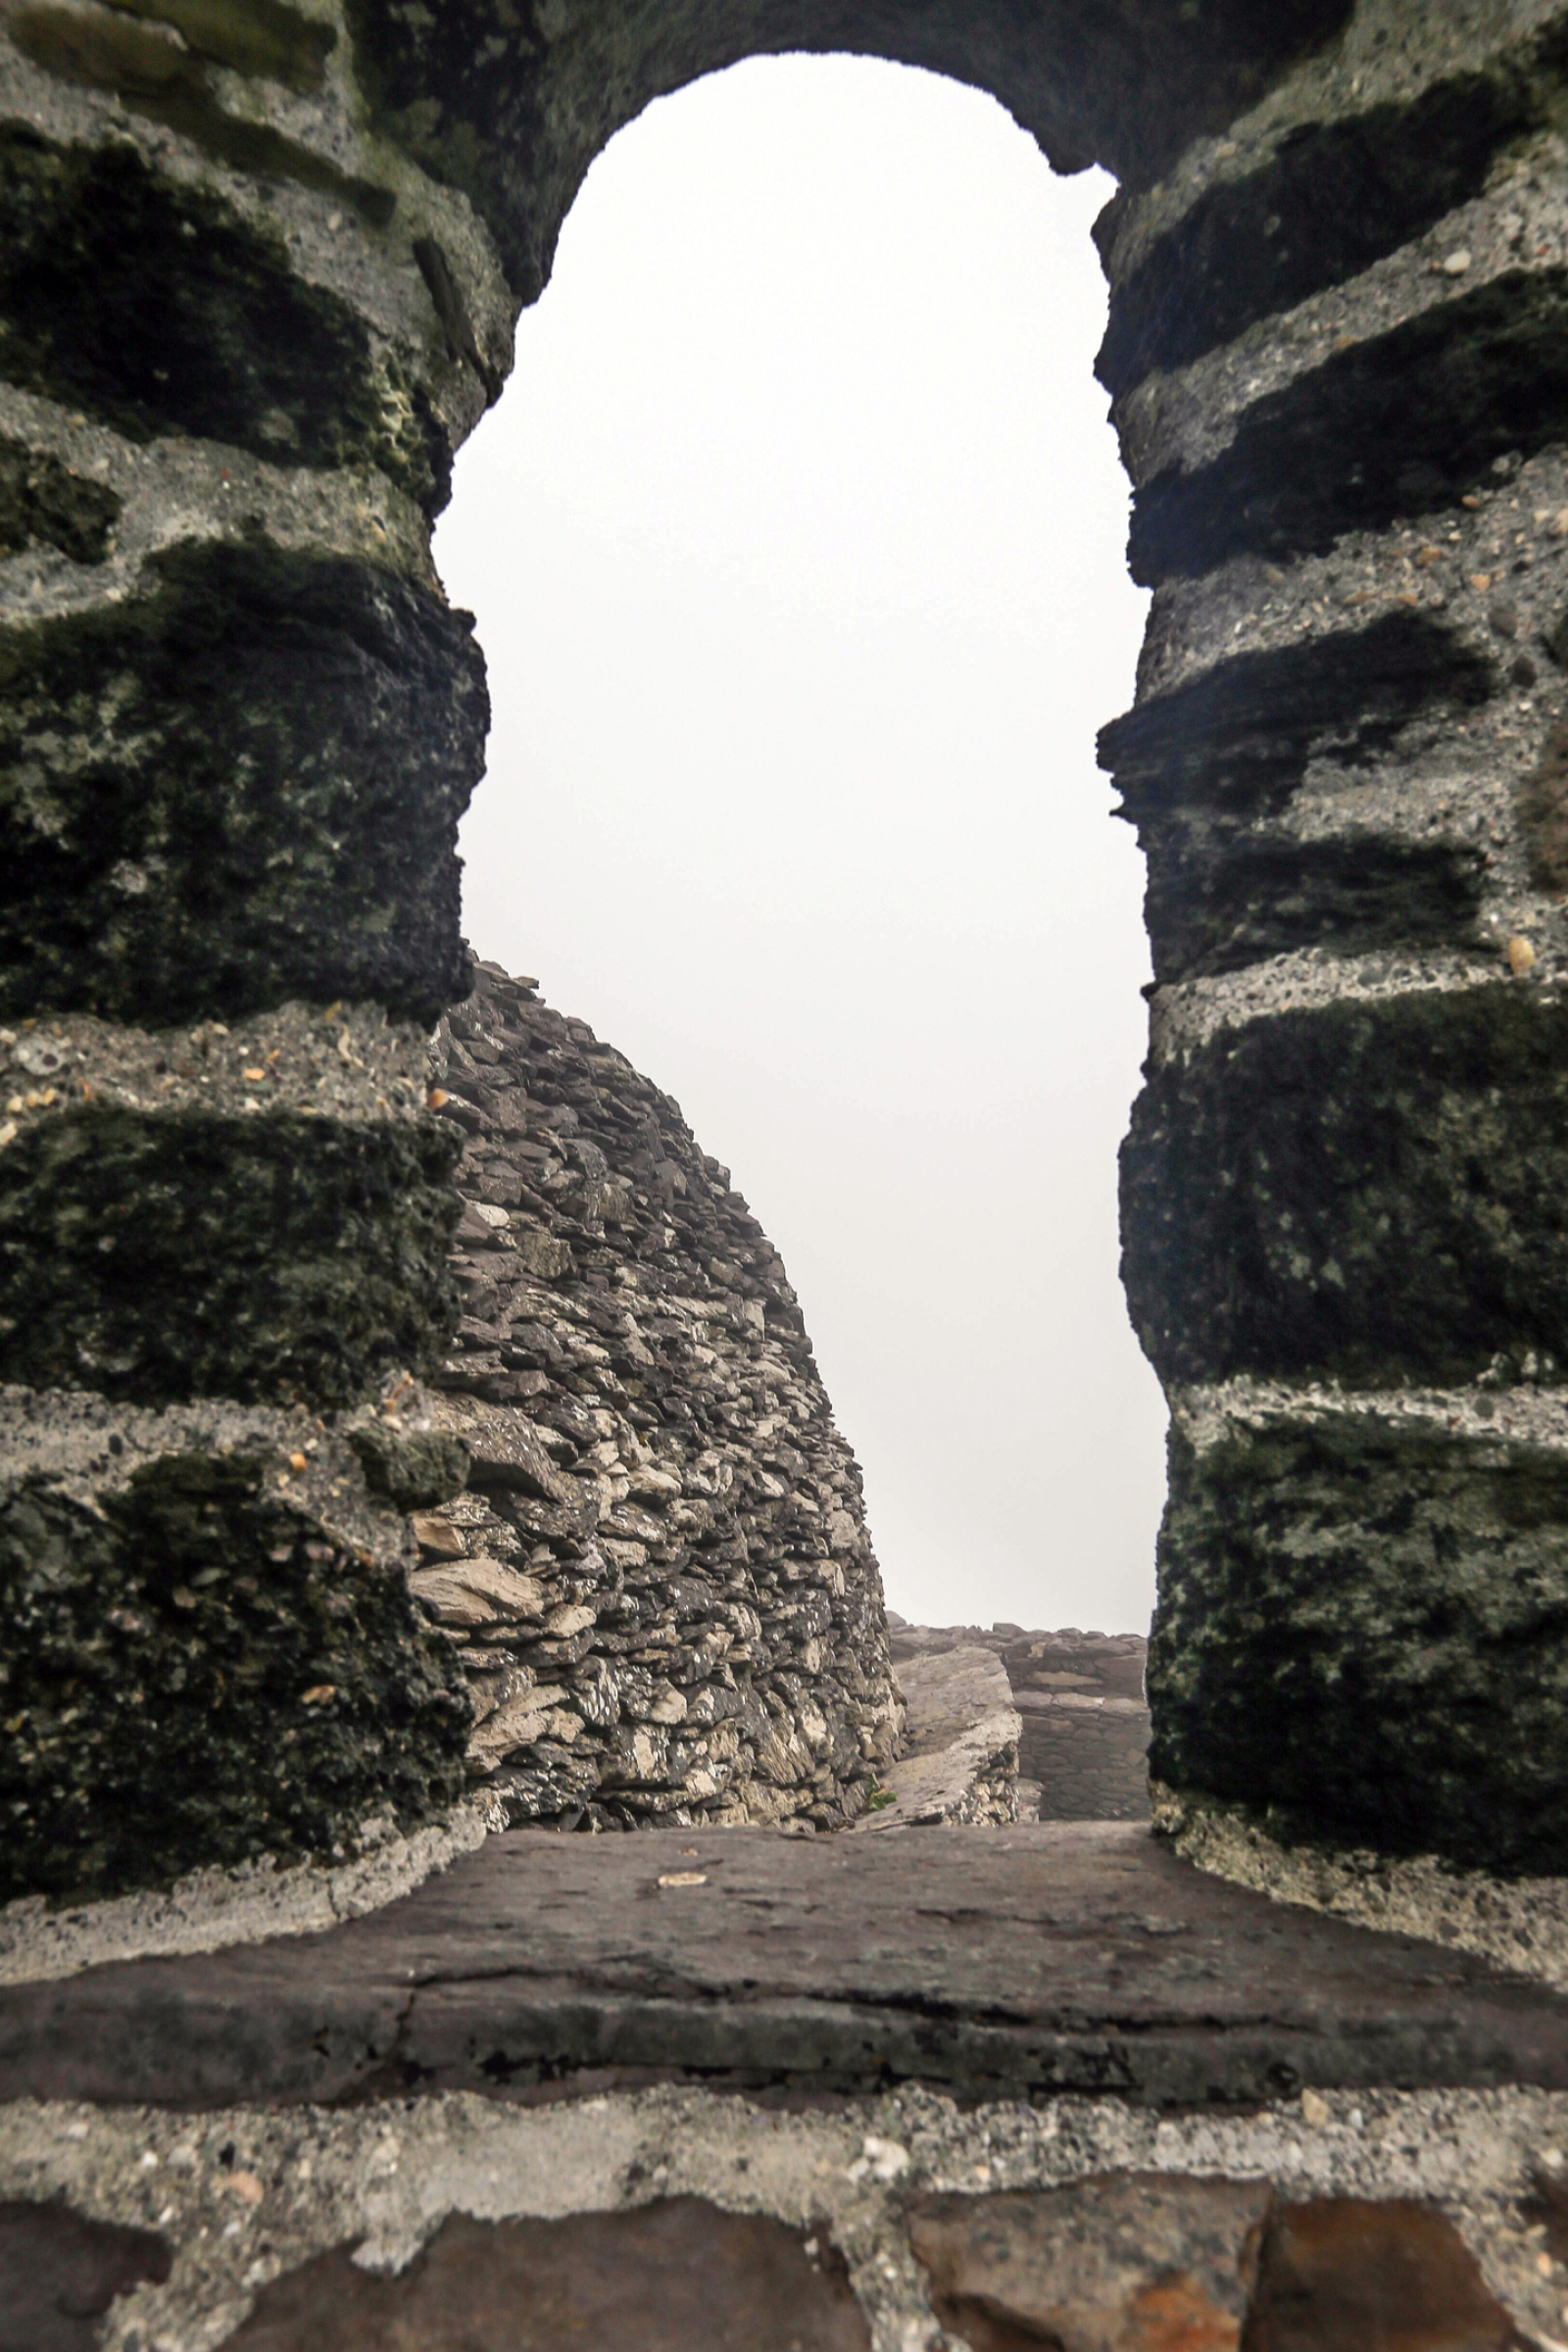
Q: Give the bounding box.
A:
[343,0,1349,302]
[1095,64,1539,397]
[0,132,424,493]
[1149,1411,1568,1873]
[0,0,1563,1924]
[0,432,118,564]
[1101,612,1492,823]
[1141,830,1487,983]
[0,1105,463,1407]
[1129,269,1568,582]
[0,1446,472,1904]
[347,1422,471,1510]
[0,541,486,1027]
[1122,986,1568,1390]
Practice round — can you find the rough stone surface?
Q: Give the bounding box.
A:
[7,2,1568,2306]
[858,1647,1019,1829]
[888,1619,1152,1824]
[7,1827,1568,2113]
[908,2178,1532,2352]
[1102,612,1494,986]
[0,1394,473,1904]
[0,1795,499,1987]
[1094,57,1543,398]
[7,11,1568,2332]
[1245,2195,1531,2351]
[1123,984,1568,1392]
[1153,1775,1568,2003]
[0,131,429,495]
[7,2082,1568,2352]
[0,541,488,1028]
[217,2198,870,2351]
[907,2173,1272,2352]
[413,956,901,1833]
[344,0,1350,303]
[0,1103,464,1406]
[1149,1401,1568,1875]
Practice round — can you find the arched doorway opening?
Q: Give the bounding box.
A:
[434,54,1166,1640]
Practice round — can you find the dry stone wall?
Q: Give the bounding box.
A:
[3,0,1557,1906]
[413,954,900,1831]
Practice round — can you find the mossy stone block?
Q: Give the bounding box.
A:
[1123,986,1568,1388]
[0,1104,463,1407]
[1149,1414,1568,1872]
[1,1450,471,1903]
[0,541,485,1027]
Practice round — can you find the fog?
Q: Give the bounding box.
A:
[434,53,1167,1633]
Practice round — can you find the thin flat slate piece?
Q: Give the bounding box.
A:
[3,1825,1566,2110]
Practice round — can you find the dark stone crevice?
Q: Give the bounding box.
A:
[0,1106,464,1406]
[1121,985,1568,1391]
[1517,716,1568,893]
[1138,826,1488,982]
[1101,612,1492,820]
[0,540,486,1028]
[0,434,120,564]
[1128,269,1568,582]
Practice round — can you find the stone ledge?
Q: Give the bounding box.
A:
[4,1826,1566,2113]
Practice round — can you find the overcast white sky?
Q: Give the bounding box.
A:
[434,54,1167,1634]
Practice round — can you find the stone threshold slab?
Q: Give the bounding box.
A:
[3,1825,1565,2112]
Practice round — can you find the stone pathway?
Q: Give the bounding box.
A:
[888,1618,1152,1822]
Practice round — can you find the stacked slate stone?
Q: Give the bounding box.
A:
[414,956,900,1830]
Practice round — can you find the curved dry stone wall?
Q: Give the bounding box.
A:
[416,955,900,1831]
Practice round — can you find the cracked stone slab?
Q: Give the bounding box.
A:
[4,1826,1567,2113]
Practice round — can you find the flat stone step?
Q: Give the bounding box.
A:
[4,1825,1565,2112]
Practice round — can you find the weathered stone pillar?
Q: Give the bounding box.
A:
[1098,5,1568,1871]
[0,0,514,1897]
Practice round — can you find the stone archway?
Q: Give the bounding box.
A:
[4,0,1567,1895]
